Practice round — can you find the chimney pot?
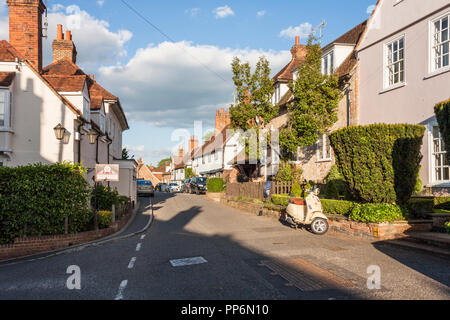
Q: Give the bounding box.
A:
[66,30,72,41]
[57,24,64,40]
[295,36,300,46]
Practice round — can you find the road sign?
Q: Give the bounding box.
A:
[95,164,120,182]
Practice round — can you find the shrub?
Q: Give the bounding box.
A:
[98,211,113,229]
[329,124,425,204]
[0,162,91,244]
[275,161,303,183]
[434,196,450,210]
[235,196,263,204]
[405,197,434,217]
[321,199,358,216]
[349,203,406,223]
[434,99,450,162]
[91,185,120,211]
[271,194,289,206]
[324,165,351,200]
[290,182,303,198]
[207,178,225,193]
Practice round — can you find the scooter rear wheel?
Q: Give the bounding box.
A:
[311,218,329,235]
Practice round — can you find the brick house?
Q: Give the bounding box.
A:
[0,0,135,199]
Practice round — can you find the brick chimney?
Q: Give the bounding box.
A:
[52,24,78,64]
[215,108,231,132]
[7,0,46,71]
[290,36,307,60]
[178,145,184,158]
[189,136,199,153]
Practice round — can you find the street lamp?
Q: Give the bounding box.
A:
[87,130,98,145]
[53,124,66,141]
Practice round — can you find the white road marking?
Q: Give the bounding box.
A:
[115,280,128,300]
[136,243,142,251]
[140,235,146,240]
[170,257,208,267]
[128,257,136,269]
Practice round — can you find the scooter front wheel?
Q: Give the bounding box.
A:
[310,218,329,235]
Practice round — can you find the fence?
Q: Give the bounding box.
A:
[226,182,293,200]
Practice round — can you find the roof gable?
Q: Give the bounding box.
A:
[0,40,25,62]
[323,20,368,52]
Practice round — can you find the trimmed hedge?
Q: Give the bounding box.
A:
[0,163,91,244]
[324,165,351,200]
[349,203,406,223]
[329,124,425,204]
[435,99,450,162]
[207,178,225,193]
[321,199,358,216]
[434,196,450,210]
[271,194,289,206]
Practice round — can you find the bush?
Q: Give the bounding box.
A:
[98,211,113,229]
[349,203,406,223]
[207,178,225,193]
[321,199,358,216]
[405,197,434,217]
[324,165,351,200]
[434,99,450,162]
[434,196,450,210]
[275,161,303,183]
[271,194,289,206]
[91,185,119,211]
[329,124,425,204]
[0,162,91,244]
[290,182,303,198]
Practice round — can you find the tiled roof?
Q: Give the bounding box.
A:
[323,20,368,52]
[42,58,85,76]
[0,40,25,62]
[42,75,87,92]
[335,50,358,78]
[0,72,16,86]
[202,127,229,155]
[278,90,294,107]
[273,56,305,82]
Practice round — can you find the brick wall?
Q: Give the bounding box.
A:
[0,210,133,262]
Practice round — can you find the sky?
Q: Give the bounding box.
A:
[0,0,376,166]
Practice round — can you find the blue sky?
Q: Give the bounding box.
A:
[0,0,376,166]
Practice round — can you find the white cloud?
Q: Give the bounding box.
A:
[257,11,266,18]
[185,8,199,17]
[213,5,234,19]
[279,22,313,40]
[98,41,291,128]
[125,145,145,152]
[0,16,7,41]
[366,4,376,15]
[97,0,105,7]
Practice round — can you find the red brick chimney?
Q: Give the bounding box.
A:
[7,0,46,71]
[189,136,199,153]
[215,108,231,132]
[178,145,184,158]
[52,24,78,64]
[290,36,307,60]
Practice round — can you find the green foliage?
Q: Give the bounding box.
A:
[0,162,91,244]
[235,196,263,204]
[229,56,279,131]
[122,148,134,160]
[91,184,120,211]
[98,211,113,229]
[324,165,351,200]
[321,199,358,216]
[414,177,423,195]
[275,161,303,183]
[207,178,225,193]
[405,197,434,216]
[185,168,197,179]
[434,196,450,210]
[290,182,303,198]
[349,203,406,223]
[271,194,290,206]
[329,124,425,204]
[445,221,450,234]
[157,158,171,169]
[434,99,450,161]
[280,35,342,155]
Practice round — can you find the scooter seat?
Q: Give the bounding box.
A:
[289,198,305,205]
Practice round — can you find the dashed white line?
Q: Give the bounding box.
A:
[136,243,142,251]
[115,280,128,300]
[128,257,137,269]
[140,235,146,240]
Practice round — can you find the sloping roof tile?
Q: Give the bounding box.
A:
[0,40,25,62]
[0,72,16,86]
[323,20,368,52]
[43,75,87,92]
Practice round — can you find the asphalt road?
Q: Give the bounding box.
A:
[0,192,449,300]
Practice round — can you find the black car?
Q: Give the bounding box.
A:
[190,177,208,195]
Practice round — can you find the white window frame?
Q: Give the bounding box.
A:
[317,134,332,162]
[99,111,106,133]
[384,35,406,89]
[0,89,11,130]
[429,11,450,75]
[321,50,334,75]
[429,123,450,185]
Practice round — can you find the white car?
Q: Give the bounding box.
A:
[168,183,181,193]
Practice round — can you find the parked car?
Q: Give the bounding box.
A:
[137,179,154,197]
[168,183,181,193]
[156,182,169,192]
[181,178,192,193]
[190,177,208,195]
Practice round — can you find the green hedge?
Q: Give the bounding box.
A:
[324,165,351,200]
[91,184,120,211]
[271,194,290,206]
[0,163,91,244]
[329,124,425,204]
[207,178,225,193]
[349,203,406,223]
[434,196,450,210]
[321,199,358,216]
[435,99,450,162]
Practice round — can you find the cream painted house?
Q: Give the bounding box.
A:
[357,0,450,194]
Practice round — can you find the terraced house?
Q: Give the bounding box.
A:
[0,0,135,200]
[357,0,450,194]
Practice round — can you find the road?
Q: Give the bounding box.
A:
[0,192,449,300]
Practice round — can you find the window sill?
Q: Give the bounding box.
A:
[0,128,14,133]
[316,159,332,163]
[379,82,406,94]
[424,67,450,80]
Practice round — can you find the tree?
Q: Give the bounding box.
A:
[122,148,134,160]
[157,158,172,168]
[280,35,342,157]
[229,56,278,131]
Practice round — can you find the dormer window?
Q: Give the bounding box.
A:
[322,51,334,75]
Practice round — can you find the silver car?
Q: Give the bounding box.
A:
[168,183,181,193]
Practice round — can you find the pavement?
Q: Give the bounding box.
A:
[0,192,448,300]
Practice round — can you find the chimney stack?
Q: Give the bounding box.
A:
[178,145,184,158]
[189,136,199,153]
[7,0,46,71]
[52,24,78,64]
[291,36,306,60]
[215,108,231,133]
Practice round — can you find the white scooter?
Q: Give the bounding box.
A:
[284,186,329,235]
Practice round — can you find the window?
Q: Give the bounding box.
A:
[274,85,281,104]
[100,113,106,133]
[432,126,449,183]
[0,90,11,129]
[317,134,332,162]
[431,13,449,72]
[322,51,334,75]
[385,37,405,87]
[83,98,90,122]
